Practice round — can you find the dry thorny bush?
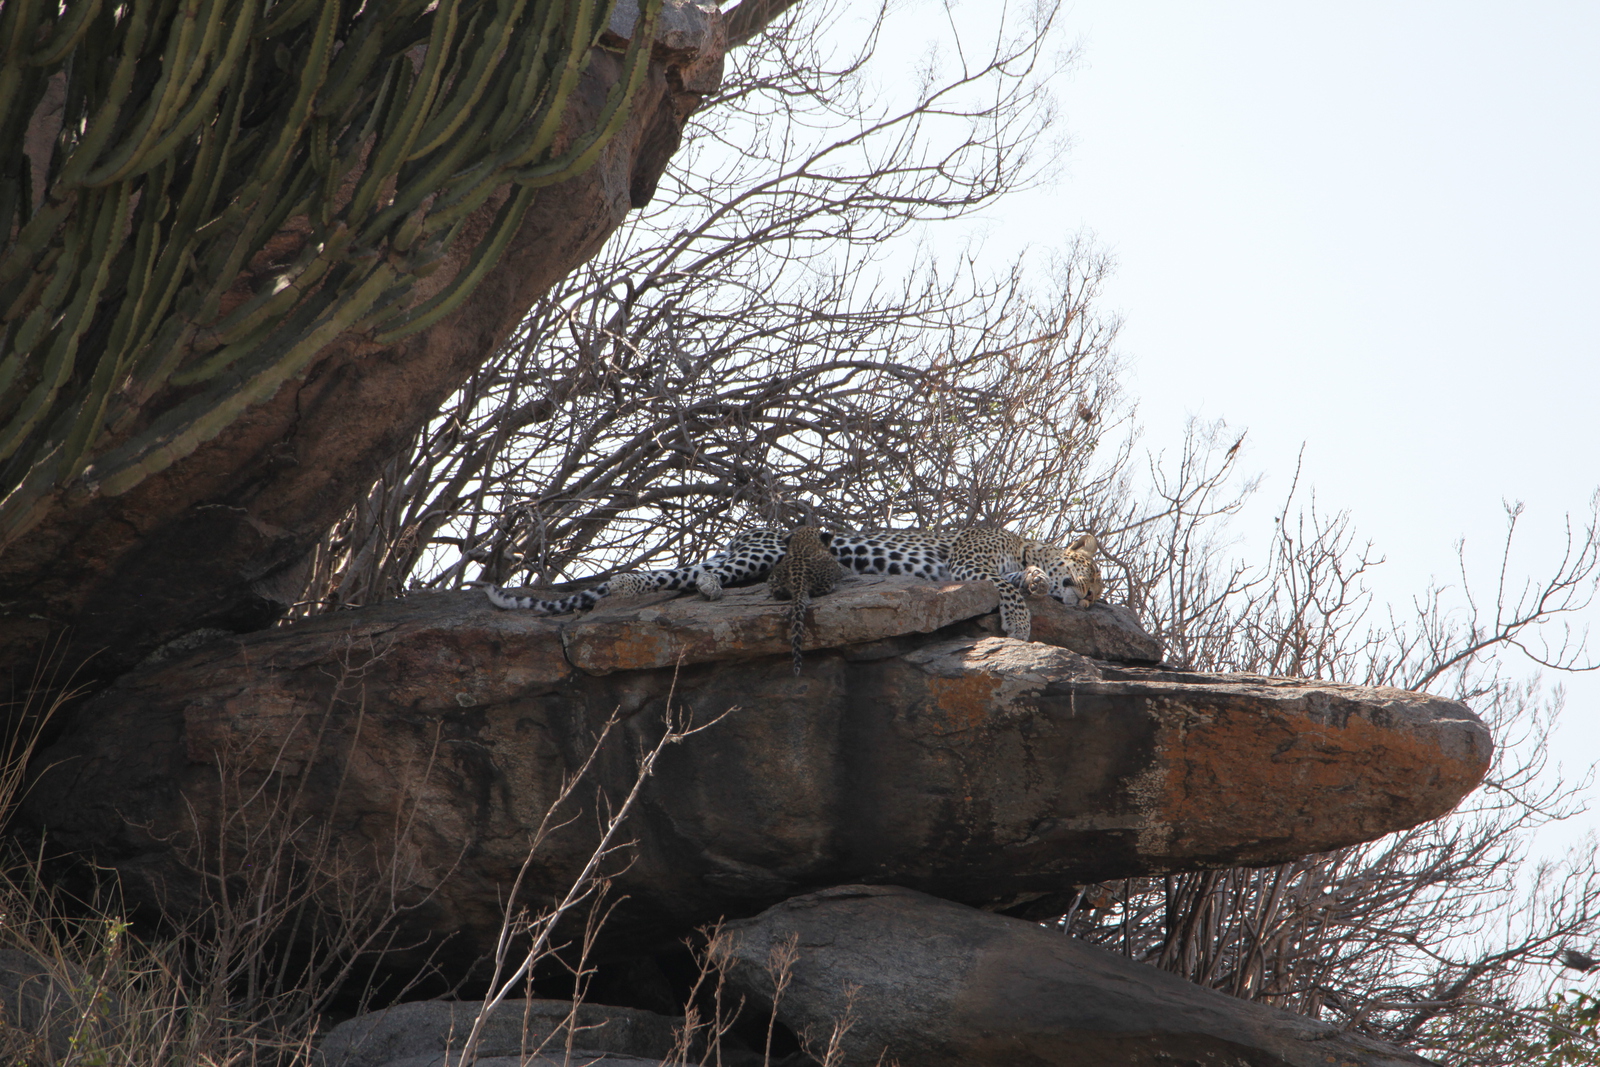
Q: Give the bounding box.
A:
[0,641,446,1065]
[0,645,792,1066]
[279,1,1600,1062]
[290,0,1135,610]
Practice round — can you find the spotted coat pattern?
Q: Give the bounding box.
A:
[767,526,845,674]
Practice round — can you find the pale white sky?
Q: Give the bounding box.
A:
[996,1,1600,853]
[840,0,1600,852]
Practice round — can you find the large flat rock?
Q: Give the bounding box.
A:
[25,589,1488,974]
[525,571,1160,672]
[559,574,1004,673]
[721,884,1435,1067]
[833,638,1488,903]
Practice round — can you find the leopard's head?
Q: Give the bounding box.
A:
[786,525,828,554]
[1026,533,1103,607]
[608,572,653,597]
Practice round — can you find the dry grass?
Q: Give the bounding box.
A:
[0,651,394,1065]
[0,655,829,1067]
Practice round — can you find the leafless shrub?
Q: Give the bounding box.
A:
[458,688,731,1065]
[659,924,742,1067]
[799,981,864,1067]
[290,1,1260,632]
[164,642,450,1046]
[761,933,801,1067]
[291,0,1142,611]
[1067,451,1600,1064]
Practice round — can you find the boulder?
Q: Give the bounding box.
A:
[720,884,1436,1067]
[24,580,1489,968]
[317,998,681,1067]
[0,949,121,1061]
[560,573,1008,673]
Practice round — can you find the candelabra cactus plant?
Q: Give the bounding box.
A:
[0,0,661,549]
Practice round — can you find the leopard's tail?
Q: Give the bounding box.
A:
[485,583,608,615]
[788,588,811,675]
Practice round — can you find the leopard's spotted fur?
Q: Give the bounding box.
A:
[767,525,844,674]
[929,526,1101,642]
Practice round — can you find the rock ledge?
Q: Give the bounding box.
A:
[26,580,1490,965]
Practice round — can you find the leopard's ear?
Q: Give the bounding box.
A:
[817,530,834,547]
[1069,533,1099,556]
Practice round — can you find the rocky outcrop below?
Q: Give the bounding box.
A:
[722,885,1435,1067]
[316,999,683,1067]
[25,577,1490,971]
[312,883,1444,1067]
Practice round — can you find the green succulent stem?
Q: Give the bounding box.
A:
[0,0,668,551]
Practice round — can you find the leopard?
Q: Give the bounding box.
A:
[486,524,1102,644]
[766,525,846,675]
[648,524,1102,641]
[932,527,1101,642]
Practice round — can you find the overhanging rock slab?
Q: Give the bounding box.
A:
[557,574,1003,673]
[26,585,1489,969]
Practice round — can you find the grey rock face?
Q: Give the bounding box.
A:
[721,885,1437,1067]
[317,999,680,1067]
[0,949,121,1061]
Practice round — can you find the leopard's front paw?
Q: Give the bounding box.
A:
[1022,564,1050,597]
[998,601,1033,642]
[694,569,726,601]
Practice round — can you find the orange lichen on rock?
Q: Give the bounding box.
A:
[1131,678,1491,866]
